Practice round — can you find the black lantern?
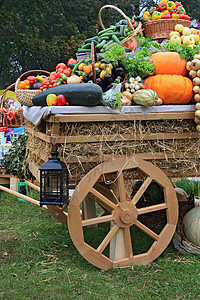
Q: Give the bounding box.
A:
[40,151,69,207]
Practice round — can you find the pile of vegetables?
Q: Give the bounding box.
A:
[143,0,190,21]
[78,16,145,54]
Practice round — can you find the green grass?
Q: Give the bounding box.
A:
[1,189,200,300]
[175,178,200,196]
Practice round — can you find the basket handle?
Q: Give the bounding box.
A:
[0,82,16,110]
[98,5,135,32]
[15,69,50,90]
[91,42,97,84]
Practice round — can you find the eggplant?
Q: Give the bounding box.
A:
[114,67,125,77]
[104,73,113,84]
[103,84,113,92]
[32,82,42,89]
[96,77,103,87]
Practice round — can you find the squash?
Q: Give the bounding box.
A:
[132,89,158,107]
[150,52,187,76]
[144,75,193,104]
[32,83,103,106]
[184,207,200,247]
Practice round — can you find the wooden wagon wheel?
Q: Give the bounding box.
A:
[68,156,178,270]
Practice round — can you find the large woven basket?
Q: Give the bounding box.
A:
[15,70,50,107]
[143,19,191,40]
[98,5,143,48]
[0,83,25,128]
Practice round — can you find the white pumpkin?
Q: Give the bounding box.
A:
[184,206,200,246]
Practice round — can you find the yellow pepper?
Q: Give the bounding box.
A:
[161,9,170,15]
[167,1,176,11]
[158,0,168,5]
[35,75,44,83]
[106,67,112,75]
[151,11,162,20]
[18,80,30,89]
[171,13,180,19]
[46,94,57,106]
[143,11,150,21]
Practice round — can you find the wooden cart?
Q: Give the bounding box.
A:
[1,106,199,270]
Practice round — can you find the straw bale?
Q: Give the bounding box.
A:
[25,118,200,184]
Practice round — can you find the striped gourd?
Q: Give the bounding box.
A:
[184,207,200,247]
[132,89,158,107]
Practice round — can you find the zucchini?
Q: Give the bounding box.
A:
[72,59,85,74]
[112,35,124,47]
[98,26,116,36]
[77,48,91,53]
[80,43,92,50]
[32,83,103,106]
[85,36,99,43]
[68,63,77,69]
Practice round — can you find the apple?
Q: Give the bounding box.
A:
[182,36,195,45]
[194,117,200,125]
[195,102,200,110]
[175,24,184,33]
[191,28,197,34]
[197,70,200,78]
[182,27,191,36]
[170,35,181,44]
[169,31,180,38]
[191,34,199,43]
[194,94,200,103]
[189,70,197,78]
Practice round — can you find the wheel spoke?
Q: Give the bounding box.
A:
[135,220,159,240]
[82,214,114,227]
[131,177,152,205]
[138,203,167,215]
[117,171,127,203]
[90,187,117,213]
[124,227,133,258]
[97,224,119,254]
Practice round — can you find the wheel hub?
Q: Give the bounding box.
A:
[113,202,138,228]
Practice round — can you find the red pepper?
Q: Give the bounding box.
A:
[174,1,183,7]
[182,14,190,20]
[27,76,36,84]
[56,94,67,106]
[158,2,167,11]
[170,7,179,14]
[161,13,171,19]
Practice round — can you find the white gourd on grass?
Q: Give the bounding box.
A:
[184,207,200,247]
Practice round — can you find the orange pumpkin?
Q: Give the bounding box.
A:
[144,75,193,104]
[151,52,187,76]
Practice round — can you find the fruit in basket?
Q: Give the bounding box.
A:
[144,74,193,104]
[132,89,158,106]
[182,36,195,45]
[150,52,187,76]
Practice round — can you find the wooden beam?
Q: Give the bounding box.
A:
[45,112,195,123]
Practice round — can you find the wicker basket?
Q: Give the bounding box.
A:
[15,70,50,107]
[98,5,143,48]
[0,83,25,128]
[143,19,191,40]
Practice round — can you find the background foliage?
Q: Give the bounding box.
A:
[0,0,199,89]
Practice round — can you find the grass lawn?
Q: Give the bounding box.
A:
[0,185,200,300]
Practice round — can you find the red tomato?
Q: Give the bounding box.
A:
[67,58,77,66]
[56,94,67,106]
[57,67,64,74]
[63,68,71,77]
[56,63,67,70]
